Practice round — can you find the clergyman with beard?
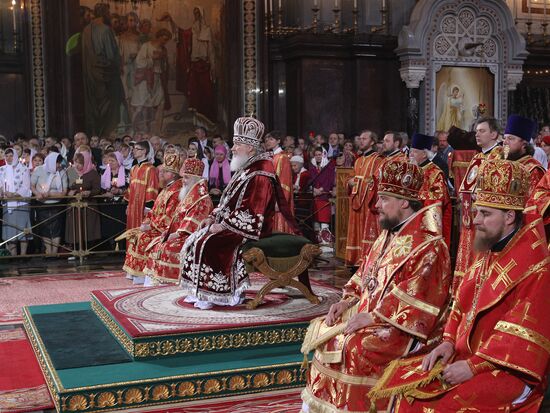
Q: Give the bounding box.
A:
[179,117,282,310]
[143,158,213,286]
[300,159,451,413]
[502,114,545,197]
[390,158,550,413]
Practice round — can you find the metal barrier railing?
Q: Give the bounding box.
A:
[0,194,127,264]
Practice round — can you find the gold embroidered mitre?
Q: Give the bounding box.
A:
[163,153,183,175]
[378,159,423,201]
[474,159,529,211]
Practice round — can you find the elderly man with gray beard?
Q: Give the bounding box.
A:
[179,117,294,310]
[143,158,213,286]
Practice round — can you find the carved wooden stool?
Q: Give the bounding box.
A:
[242,234,322,310]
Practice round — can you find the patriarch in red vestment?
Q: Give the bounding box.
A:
[180,117,293,310]
[123,153,183,284]
[143,158,213,285]
[300,159,451,413]
[374,159,550,413]
[345,130,382,266]
[409,133,452,248]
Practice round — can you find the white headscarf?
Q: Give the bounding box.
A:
[43,152,62,192]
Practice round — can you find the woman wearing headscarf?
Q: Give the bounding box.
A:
[31,152,68,255]
[65,149,101,250]
[99,151,129,248]
[0,148,32,255]
[208,144,231,205]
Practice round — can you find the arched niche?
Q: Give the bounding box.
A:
[396,0,527,133]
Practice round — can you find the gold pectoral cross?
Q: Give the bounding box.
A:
[491,259,516,290]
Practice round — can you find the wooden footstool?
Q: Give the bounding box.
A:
[242,233,322,309]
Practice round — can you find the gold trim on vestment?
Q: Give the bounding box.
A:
[475,352,542,382]
[311,358,378,386]
[373,310,428,340]
[390,287,440,316]
[494,321,550,355]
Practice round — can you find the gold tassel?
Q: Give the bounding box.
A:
[115,242,119,251]
[369,400,377,413]
[301,354,309,370]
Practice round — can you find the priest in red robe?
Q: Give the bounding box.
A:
[454,117,502,288]
[143,158,213,285]
[123,153,183,284]
[345,130,382,266]
[300,159,452,413]
[180,117,284,310]
[378,159,550,413]
[409,133,452,247]
[264,130,295,233]
[124,141,159,230]
[503,114,545,196]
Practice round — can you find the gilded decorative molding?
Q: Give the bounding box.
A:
[242,0,259,116]
[91,297,307,359]
[29,0,47,137]
[58,368,305,412]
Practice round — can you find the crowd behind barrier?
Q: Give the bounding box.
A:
[0,124,547,260]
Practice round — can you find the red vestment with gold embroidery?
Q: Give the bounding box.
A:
[123,178,183,277]
[272,149,294,233]
[454,146,502,284]
[526,169,550,245]
[518,155,545,198]
[302,204,451,413]
[395,217,550,413]
[144,180,213,283]
[180,153,276,304]
[419,160,452,247]
[124,161,159,229]
[345,150,383,266]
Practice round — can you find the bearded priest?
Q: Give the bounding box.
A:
[300,158,451,413]
[143,158,213,285]
[122,153,183,284]
[384,159,550,413]
[180,117,292,310]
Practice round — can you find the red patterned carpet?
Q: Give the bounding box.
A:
[92,275,341,337]
[0,271,129,325]
[0,327,53,413]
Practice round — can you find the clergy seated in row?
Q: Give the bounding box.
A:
[123,154,184,284]
[300,158,452,413]
[180,117,296,310]
[143,159,213,285]
[386,159,550,412]
[409,133,452,248]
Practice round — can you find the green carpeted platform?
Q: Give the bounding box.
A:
[24,302,308,413]
[32,310,132,369]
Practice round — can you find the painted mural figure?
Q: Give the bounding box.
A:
[117,12,141,125]
[131,29,172,134]
[161,7,217,123]
[81,3,124,137]
[436,85,465,131]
